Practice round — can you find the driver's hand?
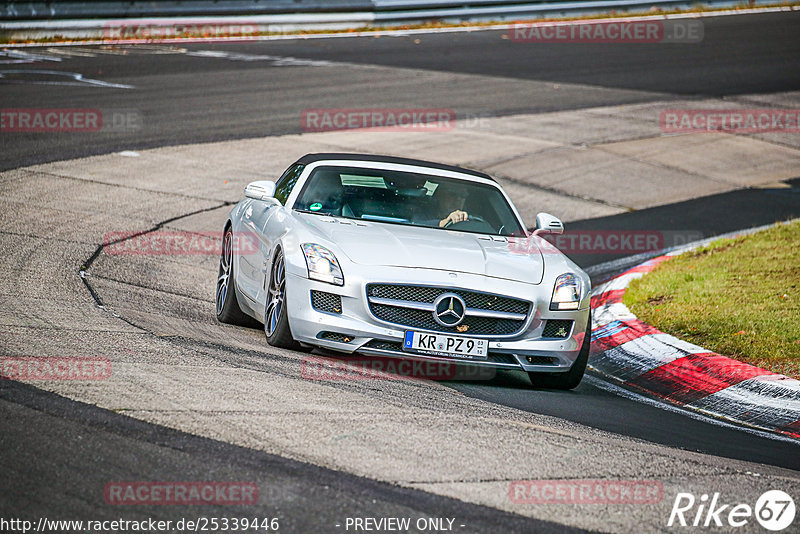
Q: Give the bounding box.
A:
[440,210,468,227]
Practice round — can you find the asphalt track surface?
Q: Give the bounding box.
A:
[2,11,799,171]
[0,380,575,533]
[2,10,800,531]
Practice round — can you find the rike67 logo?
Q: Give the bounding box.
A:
[668,490,795,531]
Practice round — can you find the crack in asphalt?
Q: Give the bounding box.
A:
[78,202,233,311]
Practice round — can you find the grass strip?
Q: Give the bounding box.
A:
[624,220,800,379]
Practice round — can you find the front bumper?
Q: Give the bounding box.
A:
[284,265,590,374]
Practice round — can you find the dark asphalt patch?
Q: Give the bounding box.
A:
[0,379,587,533]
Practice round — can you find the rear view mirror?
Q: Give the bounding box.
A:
[244,181,277,201]
[533,212,564,235]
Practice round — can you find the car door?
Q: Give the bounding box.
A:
[235,164,305,310]
[235,198,279,308]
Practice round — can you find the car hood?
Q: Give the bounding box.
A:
[295,213,544,284]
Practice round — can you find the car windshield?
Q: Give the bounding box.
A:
[293,166,526,237]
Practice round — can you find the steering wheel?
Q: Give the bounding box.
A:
[444,215,488,228]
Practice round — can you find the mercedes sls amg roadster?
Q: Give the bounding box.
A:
[216,153,591,389]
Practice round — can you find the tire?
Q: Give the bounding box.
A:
[528,319,591,390]
[216,225,256,326]
[264,249,307,351]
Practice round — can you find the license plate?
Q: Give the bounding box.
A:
[403,331,488,360]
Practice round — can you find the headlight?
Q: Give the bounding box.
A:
[550,273,582,311]
[301,244,344,285]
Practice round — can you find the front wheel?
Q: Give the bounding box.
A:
[528,319,591,390]
[216,226,256,326]
[264,249,307,351]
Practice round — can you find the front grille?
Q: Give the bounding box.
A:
[542,319,573,339]
[361,339,519,366]
[311,291,342,314]
[367,284,529,314]
[366,284,530,336]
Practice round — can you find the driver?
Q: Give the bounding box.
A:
[436,184,470,227]
[303,171,352,216]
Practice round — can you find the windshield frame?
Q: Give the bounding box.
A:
[287,160,528,238]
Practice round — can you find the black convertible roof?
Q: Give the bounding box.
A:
[293,153,495,182]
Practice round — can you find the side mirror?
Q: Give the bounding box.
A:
[244,181,277,201]
[533,212,564,235]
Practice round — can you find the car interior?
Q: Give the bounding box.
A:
[295,166,522,236]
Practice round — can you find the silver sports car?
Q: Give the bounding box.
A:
[216,154,592,389]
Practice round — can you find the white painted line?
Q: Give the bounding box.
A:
[185,50,335,66]
[0,50,63,64]
[44,47,99,58]
[0,70,133,89]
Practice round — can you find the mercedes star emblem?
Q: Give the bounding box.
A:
[433,293,466,327]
